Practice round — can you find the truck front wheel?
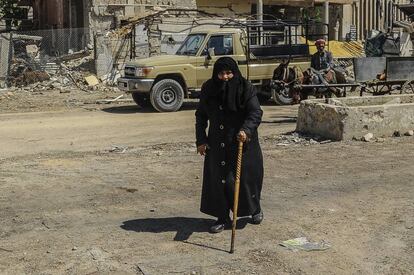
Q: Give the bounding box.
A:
[150,79,184,112]
[132,92,151,108]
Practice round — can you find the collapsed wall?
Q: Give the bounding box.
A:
[89,0,197,34]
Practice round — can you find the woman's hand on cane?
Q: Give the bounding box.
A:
[197,144,207,156]
[237,130,247,143]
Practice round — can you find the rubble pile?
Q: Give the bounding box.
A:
[7,37,118,93]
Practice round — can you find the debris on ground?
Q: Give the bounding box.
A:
[96,95,132,104]
[108,145,130,154]
[405,130,414,136]
[279,237,331,251]
[362,133,374,142]
[85,75,100,87]
[263,132,331,146]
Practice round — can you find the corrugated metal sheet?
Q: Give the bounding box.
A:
[309,40,365,58]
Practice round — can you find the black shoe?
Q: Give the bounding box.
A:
[251,210,264,225]
[209,218,230,233]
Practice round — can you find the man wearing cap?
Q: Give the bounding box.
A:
[311,39,333,71]
[310,39,335,86]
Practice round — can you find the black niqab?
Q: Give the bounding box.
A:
[212,57,246,112]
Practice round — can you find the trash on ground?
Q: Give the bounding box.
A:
[279,237,331,251]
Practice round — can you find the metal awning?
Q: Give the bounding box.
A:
[264,0,314,7]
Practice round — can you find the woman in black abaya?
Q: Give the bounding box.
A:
[195,57,264,233]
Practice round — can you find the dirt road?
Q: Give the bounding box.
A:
[0,94,413,274]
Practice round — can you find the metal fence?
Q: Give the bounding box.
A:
[0,28,92,87]
[12,27,91,57]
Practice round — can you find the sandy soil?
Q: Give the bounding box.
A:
[0,89,413,274]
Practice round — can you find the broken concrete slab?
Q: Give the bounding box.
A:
[296,95,414,141]
[85,75,100,87]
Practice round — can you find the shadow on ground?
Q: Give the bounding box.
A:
[262,116,297,124]
[121,217,249,245]
[102,101,199,114]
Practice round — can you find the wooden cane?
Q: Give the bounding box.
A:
[230,141,244,254]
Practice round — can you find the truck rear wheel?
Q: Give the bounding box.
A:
[272,87,293,105]
[132,93,151,108]
[150,79,184,112]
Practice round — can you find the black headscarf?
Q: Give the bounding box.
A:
[212,57,246,112]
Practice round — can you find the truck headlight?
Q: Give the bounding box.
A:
[135,66,154,77]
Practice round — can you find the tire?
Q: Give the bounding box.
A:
[272,86,293,105]
[132,92,151,108]
[150,79,184,112]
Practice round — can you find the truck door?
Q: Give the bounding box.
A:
[196,34,240,88]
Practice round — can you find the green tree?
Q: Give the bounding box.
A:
[0,0,25,30]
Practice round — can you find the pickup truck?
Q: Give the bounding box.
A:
[117,26,312,112]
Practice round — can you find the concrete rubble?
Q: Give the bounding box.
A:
[6,46,119,94]
[262,132,331,146]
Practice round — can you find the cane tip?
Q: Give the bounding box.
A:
[229,249,234,254]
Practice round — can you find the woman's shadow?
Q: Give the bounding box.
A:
[120,217,249,252]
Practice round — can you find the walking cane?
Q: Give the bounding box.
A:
[230,140,244,254]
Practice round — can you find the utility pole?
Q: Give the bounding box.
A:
[324,1,329,40]
[257,0,263,45]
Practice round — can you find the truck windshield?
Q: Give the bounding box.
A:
[176,34,206,56]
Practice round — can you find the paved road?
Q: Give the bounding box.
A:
[0,103,298,158]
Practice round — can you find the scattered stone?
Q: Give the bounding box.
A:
[376,137,385,143]
[85,75,100,87]
[393,131,401,137]
[26,44,39,57]
[109,145,128,153]
[404,130,414,136]
[309,139,318,145]
[362,133,374,142]
[72,246,78,251]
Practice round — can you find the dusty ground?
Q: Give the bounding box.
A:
[0,89,413,274]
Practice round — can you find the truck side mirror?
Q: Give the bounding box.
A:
[206,47,215,60]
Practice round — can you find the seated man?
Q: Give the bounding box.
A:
[310,39,334,85]
[311,39,334,71]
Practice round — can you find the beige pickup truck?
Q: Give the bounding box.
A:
[118,27,311,112]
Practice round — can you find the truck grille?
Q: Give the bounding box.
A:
[124,66,136,77]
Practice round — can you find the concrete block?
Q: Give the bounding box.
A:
[296,95,414,141]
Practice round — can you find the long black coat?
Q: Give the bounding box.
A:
[195,79,264,219]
